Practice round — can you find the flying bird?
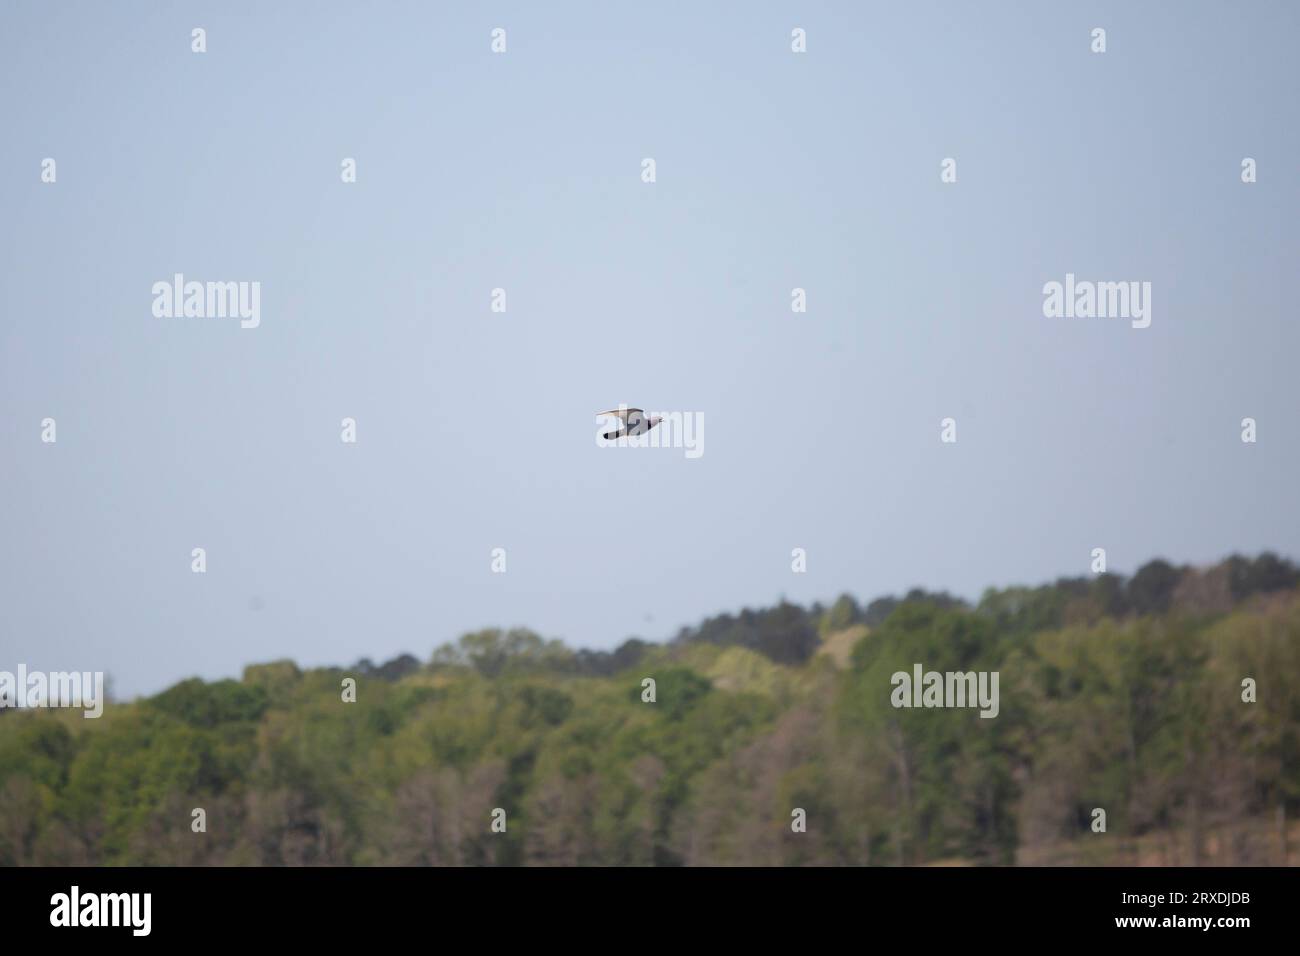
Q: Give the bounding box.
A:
[597,407,663,440]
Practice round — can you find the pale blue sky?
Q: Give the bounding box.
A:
[2,1,1297,697]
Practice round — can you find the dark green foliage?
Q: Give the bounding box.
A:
[148,678,269,728]
[1126,559,1184,615]
[640,668,711,720]
[568,639,650,677]
[673,600,819,664]
[353,654,422,682]
[1226,552,1300,600]
[519,685,575,727]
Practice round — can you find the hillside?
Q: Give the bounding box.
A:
[1,554,1297,866]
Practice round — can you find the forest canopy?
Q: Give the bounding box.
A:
[1,553,1297,866]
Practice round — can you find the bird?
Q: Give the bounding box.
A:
[597,407,663,440]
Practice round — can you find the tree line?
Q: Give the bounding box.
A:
[1,553,1296,865]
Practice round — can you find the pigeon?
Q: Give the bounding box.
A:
[597,407,664,440]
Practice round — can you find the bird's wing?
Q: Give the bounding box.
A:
[596,407,644,422]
